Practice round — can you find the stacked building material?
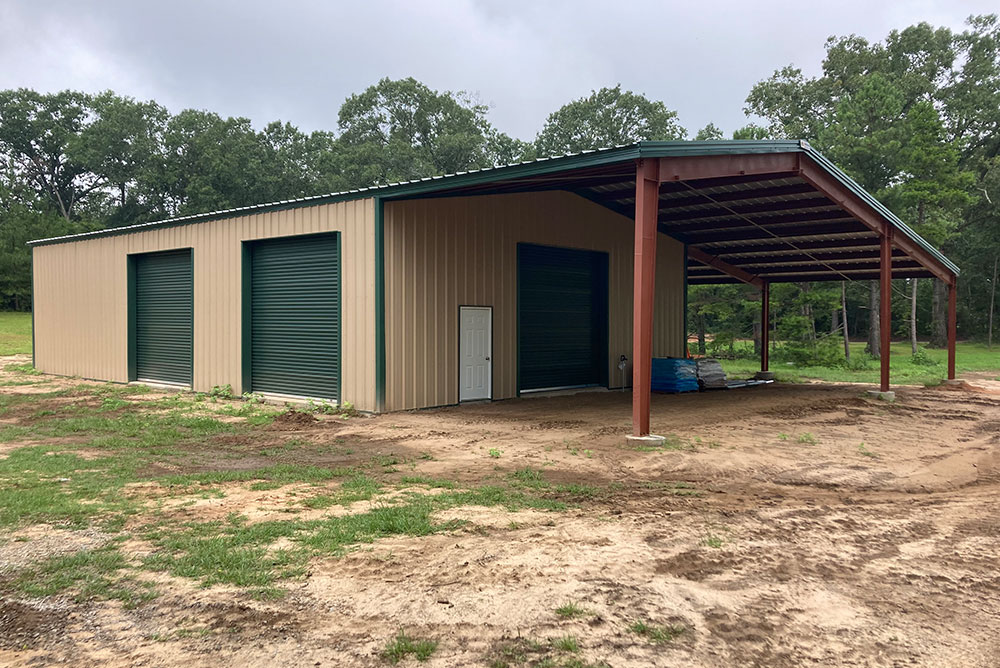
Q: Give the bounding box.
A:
[696,358,728,389]
[651,358,699,393]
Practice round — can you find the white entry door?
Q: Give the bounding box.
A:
[460,306,492,401]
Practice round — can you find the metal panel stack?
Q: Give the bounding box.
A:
[651,358,699,393]
[695,358,728,389]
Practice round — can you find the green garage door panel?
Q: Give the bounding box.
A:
[518,244,608,391]
[135,249,193,385]
[250,233,340,400]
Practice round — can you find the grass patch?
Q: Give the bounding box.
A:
[399,475,457,489]
[719,340,1000,386]
[629,619,685,644]
[0,311,32,355]
[796,432,818,445]
[301,474,381,508]
[15,543,157,608]
[555,602,588,619]
[506,469,601,500]
[382,631,438,663]
[552,635,580,653]
[703,534,724,548]
[144,485,566,592]
[161,464,354,488]
[857,442,879,459]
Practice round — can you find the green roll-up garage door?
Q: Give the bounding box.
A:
[249,233,340,400]
[134,249,193,385]
[518,244,608,392]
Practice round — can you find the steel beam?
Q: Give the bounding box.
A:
[948,281,957,380]
[687,246,764,288]
[761,282,770,372]
[880,228,893,392]
[658,153,801,183]
[632,159,659,437]
[799,156,956,285]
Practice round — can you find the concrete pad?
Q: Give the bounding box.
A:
[867,390,896,401]
[755,371,776,381]
[625,433,667,447]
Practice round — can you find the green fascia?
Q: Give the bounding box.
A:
[126,255,137,381]
[240,243,251,394]
[336,231,344,406]
[187,248,195,387]
[30,249,35,369]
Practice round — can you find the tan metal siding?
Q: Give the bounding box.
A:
[32,199,377,411]
[384,191,685,411]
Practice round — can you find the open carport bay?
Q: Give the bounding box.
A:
[1,356,999,667]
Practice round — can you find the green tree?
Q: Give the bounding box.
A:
[159,109,273,216]
[71,91,169,226]
[336,77,522,188]
[695,123,724,141]
[0,89,100,222]
[744,16,1000,348]
[534,85,685,157]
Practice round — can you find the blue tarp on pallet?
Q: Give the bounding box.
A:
[651,358,699,393]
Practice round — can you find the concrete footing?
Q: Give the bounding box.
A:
[943,379,963,387]
[755,371,775,381]
[866,390,896,401]
[626,433,667,447]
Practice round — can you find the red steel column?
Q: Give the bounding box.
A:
[761,281,770,372]
[880,228,893,392]
[632,159,659,437]
[948,279,957,380]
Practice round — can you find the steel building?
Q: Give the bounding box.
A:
[29,141,960,440]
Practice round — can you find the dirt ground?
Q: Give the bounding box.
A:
[2,357,1000,667]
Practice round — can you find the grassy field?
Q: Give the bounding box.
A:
[718,340,1000,385]
[0,312,32,355]
[0,372,572,606]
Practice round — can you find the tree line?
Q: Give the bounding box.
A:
[1,15,998,357]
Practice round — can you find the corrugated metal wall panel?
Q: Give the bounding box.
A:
[383,191,685,411]
[32,198,376,411]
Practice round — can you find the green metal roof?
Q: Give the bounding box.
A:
[26,139,959,276]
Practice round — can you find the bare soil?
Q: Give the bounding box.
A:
[2,358,1000,667]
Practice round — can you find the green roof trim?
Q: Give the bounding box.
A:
[24,139,959,276]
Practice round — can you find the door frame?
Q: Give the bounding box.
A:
[458,305,493,402]
[127,247,194,386]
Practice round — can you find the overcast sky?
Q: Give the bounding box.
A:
[1,0,996,141]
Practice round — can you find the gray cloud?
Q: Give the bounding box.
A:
[1,0,995,140]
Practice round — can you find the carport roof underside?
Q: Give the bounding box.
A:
[378,140,958,286]
[29,140,958,285]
